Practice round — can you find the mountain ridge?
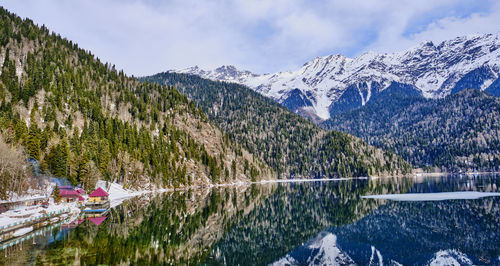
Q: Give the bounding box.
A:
[174,33,500,121]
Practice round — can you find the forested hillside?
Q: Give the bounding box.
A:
[142,72,411,178]
[0,7,271,198]
[322,88,500,172]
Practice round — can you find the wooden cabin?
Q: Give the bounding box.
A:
[88,187,109,204]
[59,189,79,203]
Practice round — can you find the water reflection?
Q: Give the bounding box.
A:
[1,175,498,265]
[272,174,500,265]
[205,178,412,265]
[1,184,276,265]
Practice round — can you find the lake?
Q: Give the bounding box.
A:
[1,174,499,265]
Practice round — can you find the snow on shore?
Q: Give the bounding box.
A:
[362,191,500,201]
[12,226,33,237]
[95,181,168,208]
[0,200,79,229]
[0,185,53,205]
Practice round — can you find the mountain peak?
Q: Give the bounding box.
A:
[215,65,238,71]
[175,64,259,84]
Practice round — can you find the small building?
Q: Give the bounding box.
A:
[59,189,79,202]
[88,187,109,204]
[88,216,107,226]
[78,195,85,204]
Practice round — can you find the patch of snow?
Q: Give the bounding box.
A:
[481,78,495,90]
[97,181,146,208]
[271,255,299,266]
[369,246,384,266]
[427,250,473,266]
[362,191,500,201]
[0,199,78,229]
[358,84,366,106]
[271,232,355,266]
[12,226,33,237]
[307,233,355,265]
[0,182,53,204]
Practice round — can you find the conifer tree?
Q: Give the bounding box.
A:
[53,184,61,203]
[26,123,41,160]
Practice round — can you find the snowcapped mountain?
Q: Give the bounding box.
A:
[271,231,407,266]
[174,33,500,121]
[271,232,356,266]
[271,231,480,266]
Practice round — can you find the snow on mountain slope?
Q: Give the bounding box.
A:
[175,33,500,121]
[271,232,356,266]
[270,230,479,265]
[427,250,473,266]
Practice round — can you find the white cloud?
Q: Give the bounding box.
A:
[1,0,499,75]
[365,1,500,53]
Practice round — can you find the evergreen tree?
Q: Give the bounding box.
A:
[26,123,41,160]
[53,184,61,203]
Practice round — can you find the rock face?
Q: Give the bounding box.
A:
[174,33,500,120]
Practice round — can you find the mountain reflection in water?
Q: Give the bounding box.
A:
[1,175,499,265]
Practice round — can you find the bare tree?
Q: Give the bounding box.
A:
[81,161,101,193]
[0,136,33,199]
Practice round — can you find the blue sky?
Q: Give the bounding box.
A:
[2,0,500,75]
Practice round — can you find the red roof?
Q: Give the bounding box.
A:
[78,196,85,201]
[76,189,85,194]
[60,189,79,197]
[88,216,107,225]
[89,187,109,197]
[71,219,85,225]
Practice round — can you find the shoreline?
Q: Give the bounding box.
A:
[3,171,500,229]
[413,171,500,177]
[2,171,500,242]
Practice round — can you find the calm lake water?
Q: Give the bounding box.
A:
[1,174,500,265]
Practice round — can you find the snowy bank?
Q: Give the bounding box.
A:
[95,181,169,208]
[0,184,54,205]
[0,200,80,230]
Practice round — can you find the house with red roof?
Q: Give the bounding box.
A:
[87,187,109,205]
[59,188,80,202]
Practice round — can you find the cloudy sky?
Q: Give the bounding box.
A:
[2,0,500,75]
